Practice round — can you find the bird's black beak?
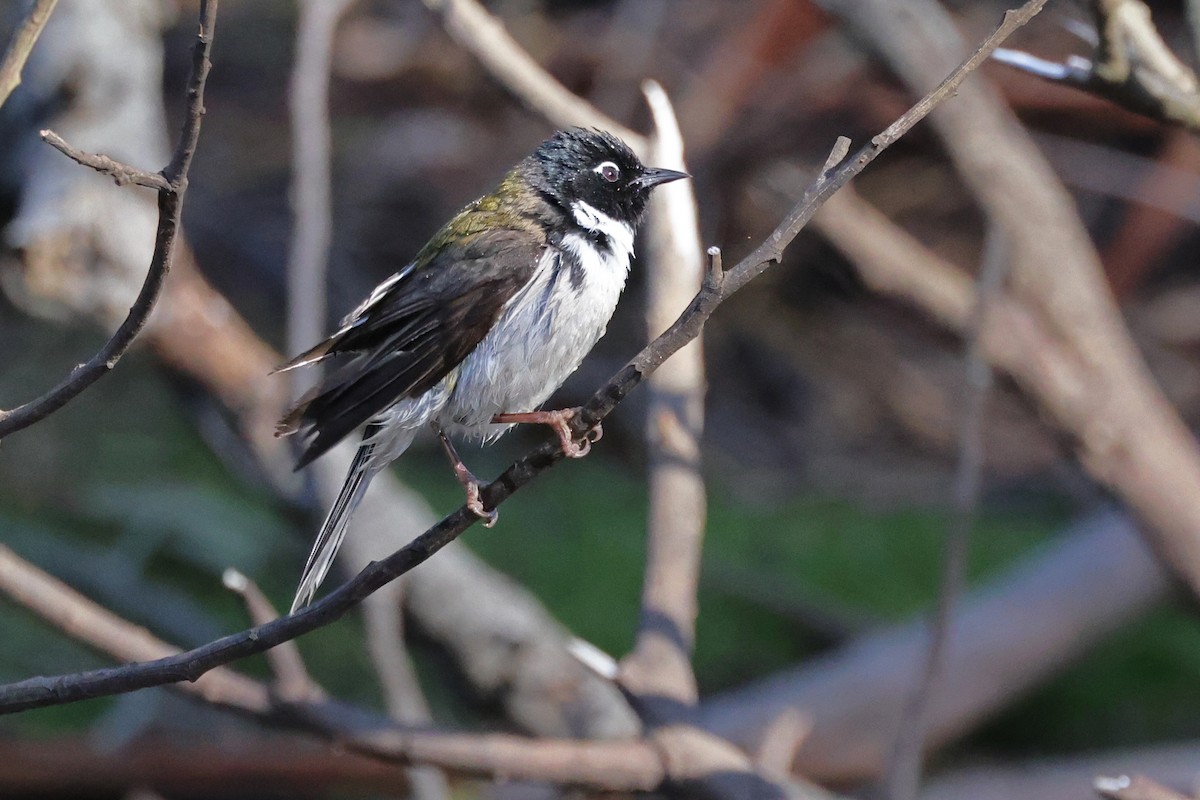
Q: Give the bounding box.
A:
[633,167,690,189]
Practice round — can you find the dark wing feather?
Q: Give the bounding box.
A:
[282,227,545,468]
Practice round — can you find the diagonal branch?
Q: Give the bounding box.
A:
[0,0,1048,716]
[0,0,59,109]
[0,538,831,797]
[0,0,217,439]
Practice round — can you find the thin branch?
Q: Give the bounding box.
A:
[39,129,171,190]
[286,0,354,398]
[0,736,409,796]
[0,0,1048,716]
[755,708,812,776]
[0,0,59,109]
[884,229,1008,800]
[286,24,451,789]
[0,0,217,439]
[283,13,449,786]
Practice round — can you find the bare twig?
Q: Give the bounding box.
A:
[361,611,451,800]
[418,0,712,729]
[885,229,1008,800]
[617,79,706,713]
[0,0,59,108]
[282,11,446,788]
[286,0,354,397]
[222,569,323,703]
[994,0,1200,131]
[361,591,428,722]
[39,129,171,191]
[0,0,217,439]
[0,0,1048,716]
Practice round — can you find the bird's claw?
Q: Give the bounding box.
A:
[465,481,498,528]
[555,410,601,458]
[561,434,591,458]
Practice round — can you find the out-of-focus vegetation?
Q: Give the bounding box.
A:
[4,0,1200,796]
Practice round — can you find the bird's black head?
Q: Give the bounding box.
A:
[528,129,688,226]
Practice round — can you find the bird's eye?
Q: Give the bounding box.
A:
[595,161,620,182]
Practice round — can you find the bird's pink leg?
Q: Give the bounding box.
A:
[431,421,497,527]
[492,408,602,458]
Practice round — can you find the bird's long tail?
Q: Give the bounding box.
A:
[290,424,411,612]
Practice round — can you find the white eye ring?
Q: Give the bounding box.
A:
[595,161,620,182]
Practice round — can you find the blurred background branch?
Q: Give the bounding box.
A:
[995,0,1200,131]
[885,228,1009,800]
[4,0,1200,798]
[0,0,58,108]
[285,0,353,398]
[617,80,706,712]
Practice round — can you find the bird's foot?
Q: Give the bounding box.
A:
[493,408,600,458]
[463,478,498,528]
[432,421,497,527]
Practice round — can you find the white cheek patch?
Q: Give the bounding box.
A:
[571,200,635,259]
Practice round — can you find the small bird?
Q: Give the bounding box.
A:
[276,128,688,611]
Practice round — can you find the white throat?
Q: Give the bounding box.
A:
[571,200,635,261]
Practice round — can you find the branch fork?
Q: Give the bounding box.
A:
[0,0,218,439]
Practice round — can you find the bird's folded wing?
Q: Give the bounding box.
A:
[280,228,545,468]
